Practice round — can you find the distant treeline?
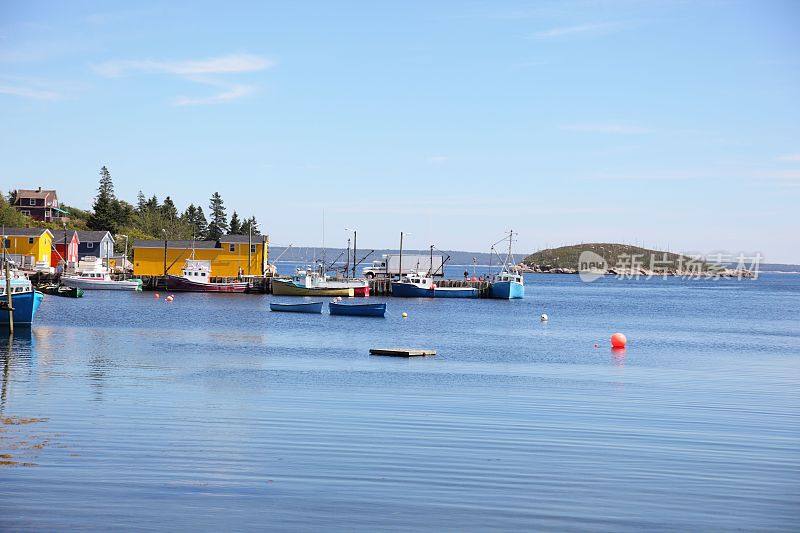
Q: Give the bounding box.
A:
[269,246,522,267]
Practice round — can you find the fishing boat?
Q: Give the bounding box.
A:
[39,284,84,298]
[61,257,142,291]
[271,268,354,297]
[324,277,370,297]
[1,273,44,326]
[329,301,386,317]
[270,301,323,314]
[166,259,249,293]
[391,272,478,298]
[488,230,525,299]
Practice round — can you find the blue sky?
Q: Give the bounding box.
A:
[1,1,799,262]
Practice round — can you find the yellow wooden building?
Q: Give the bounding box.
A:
[132,235,269,277]
[1,227,54,270]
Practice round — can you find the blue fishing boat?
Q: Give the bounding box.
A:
[329,301,386,317]
[488,230,525,299]
[391,273,434,298]
[391,272,478,298]
[1,274,44,326]
[269,301,323,314]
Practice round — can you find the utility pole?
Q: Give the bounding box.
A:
[248,224,252,276]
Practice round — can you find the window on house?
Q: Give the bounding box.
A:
[21,210,30,216]
[28,237,34,244]
[250,244,257,253]
[29,198,36,206]
[229,244,235,252]
[87,242,94,248]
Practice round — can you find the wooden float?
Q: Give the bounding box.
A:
[369,348,436,357]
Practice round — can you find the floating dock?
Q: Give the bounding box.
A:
[369,348,437,357]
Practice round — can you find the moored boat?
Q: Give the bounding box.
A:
[329,301,386,317]
[1,274,44,326]
[61,257,142,291]
[270,301,324,314]
[391,272,477,298]
[271,268,354,297]
[166,260,249,293]
[39,284,84,298]
[488,231,525,299]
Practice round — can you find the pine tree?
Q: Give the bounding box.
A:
[145,195,159,212]
[229,211,241,235]
[161,196,178,220]
[193,206,209,239]
[88,166,118,232]
[136,191,147,212]
[241,216,260,236]
[207,192,228,240]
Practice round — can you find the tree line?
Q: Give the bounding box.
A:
[3,166,262,253]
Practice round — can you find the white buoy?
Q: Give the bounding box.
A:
[402,312,408,318]
[540,313,549,322]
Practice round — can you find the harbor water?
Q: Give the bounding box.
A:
[1,273,799,530]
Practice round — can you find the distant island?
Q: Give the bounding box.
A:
[521,243,756,277]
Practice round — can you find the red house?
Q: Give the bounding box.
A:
[13,187,69,223]
[51,229,79,268]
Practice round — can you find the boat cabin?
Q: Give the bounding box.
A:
[399,272,434,288]
[181,260,212,283]
[495,272,523,284]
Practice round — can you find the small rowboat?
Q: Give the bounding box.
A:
[269,301,323,314]
[329,302,386,317]
[39,284,84,298]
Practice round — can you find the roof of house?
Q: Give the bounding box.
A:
[0,227,54,237]
[76,230,114,243]
[219,234,265,243]
[52,229,79,242]
[133,240,219,249]
[15,188,57,200]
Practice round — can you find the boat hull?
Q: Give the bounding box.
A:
[490,281,524,299]
[1,290,44,325]
[270,302,323,314]
[434,287,478,298]
[166,275,249,293]
[391,282,434,298]
[329,302,386,317]
[271,279,354,297]
[62,277,142,291]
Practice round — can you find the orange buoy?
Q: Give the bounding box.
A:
[154,292,160,298]
[611,332,627,348]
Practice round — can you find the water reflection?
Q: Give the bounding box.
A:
[0,329,34,415]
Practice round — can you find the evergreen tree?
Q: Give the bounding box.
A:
[145,195,159,212]
[161,196,178,220]
[193,206,209,239]
[241,216,260,236]
[207,192,228,240]
[136,191,147,212]
[88,166,118,232]
[229,211,241,235]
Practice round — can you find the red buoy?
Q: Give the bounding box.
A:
[611,333,627,348]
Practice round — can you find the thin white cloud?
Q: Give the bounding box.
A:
[173,84,254,106]
[560,123,650,134]
[777,154,800,162]
[0,77,62,100]
[531,22,624,40]
[93,53,272,77]
[92,53,273,105]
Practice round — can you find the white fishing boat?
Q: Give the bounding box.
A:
[61,257,142,291]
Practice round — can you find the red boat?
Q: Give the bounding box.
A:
[165,260,249,293]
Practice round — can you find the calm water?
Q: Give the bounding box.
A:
[1,274,799,531]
